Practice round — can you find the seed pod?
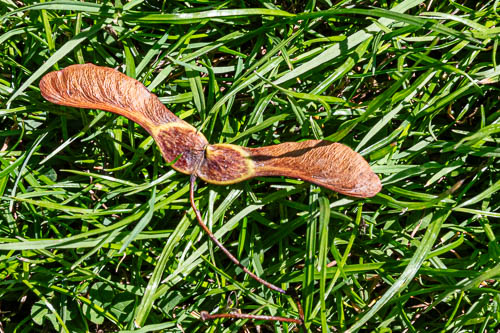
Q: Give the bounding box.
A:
[40,64,381,197]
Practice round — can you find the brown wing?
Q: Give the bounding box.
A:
[248,140,381,197]
[197,141,381,198]
[39,64,180,133]
[39,64,207,175]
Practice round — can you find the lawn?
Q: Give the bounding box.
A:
[0,0,499,332]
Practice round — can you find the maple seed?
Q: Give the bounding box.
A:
[39,63,381,197]
[39,64,382,325]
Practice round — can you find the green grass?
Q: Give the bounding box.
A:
[1,0,499,332]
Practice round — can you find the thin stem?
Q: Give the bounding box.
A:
[190,174,303,326]
[200,311,302,325]
[189,174,286,294]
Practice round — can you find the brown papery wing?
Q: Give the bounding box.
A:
[39,64,208,175]
[39,64,180,134]
[246,140,381,198]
